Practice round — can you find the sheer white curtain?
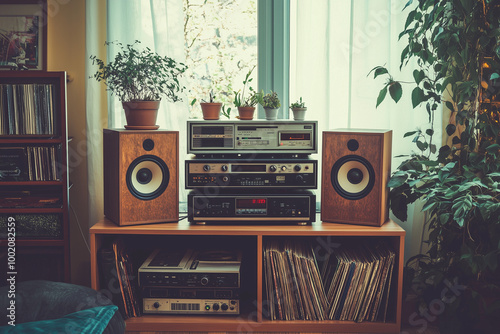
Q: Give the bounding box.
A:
[86,0,188,228]
[290,0,440,259]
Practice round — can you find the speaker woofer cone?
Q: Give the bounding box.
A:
[331,155,375,200]
[126,155,170,200]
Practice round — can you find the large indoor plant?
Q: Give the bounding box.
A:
[91,40,187,129]
[372,1,500,333]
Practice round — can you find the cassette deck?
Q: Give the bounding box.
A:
[187,120,317,155]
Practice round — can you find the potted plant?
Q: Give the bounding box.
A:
[90,40,187,129]
[289,97,307,120]
[233,66,261,120]
[260,91,281,120]
[371,1,500,333]
[193,90,222,120]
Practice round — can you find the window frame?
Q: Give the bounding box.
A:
[258,0,290,119]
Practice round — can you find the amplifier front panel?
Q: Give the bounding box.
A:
[186,159,317,189]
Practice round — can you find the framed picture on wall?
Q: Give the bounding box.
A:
[0,0,47,70]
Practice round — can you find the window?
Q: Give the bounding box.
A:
[184,0,258,119]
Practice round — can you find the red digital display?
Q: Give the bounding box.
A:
[237,198,267,208]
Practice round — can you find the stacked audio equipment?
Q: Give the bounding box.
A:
[186,120,318,224]
[103,129,179,226]
[139,248,241,315]
[321,129,392,226]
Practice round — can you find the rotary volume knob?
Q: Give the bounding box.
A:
[269,165,277,172]
[203,165,211,172]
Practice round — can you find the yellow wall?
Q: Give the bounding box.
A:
[47,0,89,287]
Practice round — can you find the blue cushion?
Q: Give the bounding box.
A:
[0,305,118,334]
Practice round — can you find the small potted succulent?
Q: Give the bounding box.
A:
[233,66,261,120]
[260,91,281,120]
[289,97,307,120]
[90,40,186,129]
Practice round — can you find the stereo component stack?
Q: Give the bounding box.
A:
[186,120,318,224]
[139,248,241,315]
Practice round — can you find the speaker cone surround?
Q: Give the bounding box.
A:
[331,155,375,200]
[126,155,170,200]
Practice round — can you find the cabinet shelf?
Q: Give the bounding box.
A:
[90,217,405,333]
[0,239,66,247]
[0,71,70,283]
[0,208,63,214]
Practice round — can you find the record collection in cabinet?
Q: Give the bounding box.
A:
[90,217,405,333]
[0,71,70,282]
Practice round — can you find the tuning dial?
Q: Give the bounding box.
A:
[221,303,229,311]
[221,165,228,172]
[294,164,302,171]
[200,276,209,286]
[153,302,160,309]
[269,165,277,172]
[203,165,211,172]
[212,303,220,311]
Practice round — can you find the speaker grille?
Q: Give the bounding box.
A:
[126,155,170,200]
[331,155,375,200]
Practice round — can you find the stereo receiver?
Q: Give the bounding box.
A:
[186,158,317,189]
[143,297,239,314]
[188,190,316,223]
[187,120,317,155]
[139,249,241,288]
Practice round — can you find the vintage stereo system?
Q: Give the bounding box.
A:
[187,120,318,156]
[139,248,241,315]
[187,191,316,223]
[185,158,317,189]
[186,120,318,225]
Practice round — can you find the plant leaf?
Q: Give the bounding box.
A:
[411,87,425,108]
[376,85,388,108]
[389,82,403,103]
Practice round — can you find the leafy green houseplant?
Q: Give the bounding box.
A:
[90,41,186,128]
[260,91,281,120]
[372,1,500,333]
[233,66,261,120]
[290,97,307,121]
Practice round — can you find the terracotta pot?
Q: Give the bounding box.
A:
[200,102,222,120]
[291,107,307,121]
[238,106,255,120]
[122,100,160,129]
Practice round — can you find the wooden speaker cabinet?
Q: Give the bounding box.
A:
[103,129,179,226]
[321,129,392,226]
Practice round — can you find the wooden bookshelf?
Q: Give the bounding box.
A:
[0,71,70,283]
[90,217,404,333]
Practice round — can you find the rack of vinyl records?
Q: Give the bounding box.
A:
[263,238,396,322]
